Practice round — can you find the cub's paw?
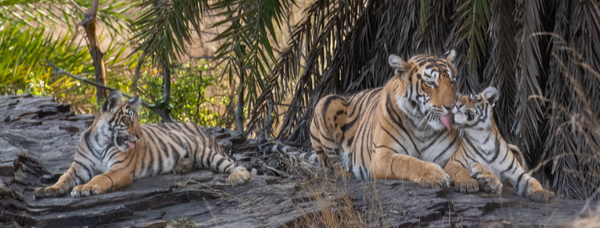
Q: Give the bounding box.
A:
[414,162,451,188]
[470,164,502,195]
[528,189,555,203]
[71,184,103,197]
[226,168,251,186]
[173,157,194,175]
[454,178,480,193]
[33,186,68,199]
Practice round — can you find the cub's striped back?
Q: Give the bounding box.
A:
[34,90,252,199]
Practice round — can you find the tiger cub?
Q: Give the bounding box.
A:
[34,90,251,199]
[443,87,555,203]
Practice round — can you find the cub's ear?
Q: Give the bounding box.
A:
[482,87,499,107]
[444,49,457,63]
[102,90,123,113]
[127,96,142,113]
[389,54,413,78]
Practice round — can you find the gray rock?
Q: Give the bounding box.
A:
[0,95,593,228]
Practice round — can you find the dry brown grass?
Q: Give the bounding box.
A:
[271,151,389,228]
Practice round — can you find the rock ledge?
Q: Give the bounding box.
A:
[0,95,590,228]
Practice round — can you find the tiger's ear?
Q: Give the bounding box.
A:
[482,87,499,107]
[102,90,123,113]
[444,49,457,63]
[389,54,412,78]
[127,96,142,113]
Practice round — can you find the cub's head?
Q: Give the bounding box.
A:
[452,87,499,130]
[93,90,143,152]
[388,50,458,131]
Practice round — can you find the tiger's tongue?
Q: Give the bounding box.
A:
[440,114,453,131]
[126,141,135,149]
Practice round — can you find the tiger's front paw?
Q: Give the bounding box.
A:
[33,185,68,199]
[470,164,502,195]
[71,184,103,197]
[454,178,480,193]
[226,169,251,186]
[528,189,555,203]
[414,162,451,188]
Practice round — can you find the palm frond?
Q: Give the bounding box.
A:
[482,0,518,145]
[512,0,544,152]
[415,0,452,56]
[247,0,366,140]
[130,0,207,74]
[444,0,480,95]
[211,0,294,121]
[277,0,421,144]
[456,0,490,75]
[546,0,600,200]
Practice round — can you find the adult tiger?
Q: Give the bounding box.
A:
[309,51,461,187]
[443,87,555,203]
[34,90,252,199]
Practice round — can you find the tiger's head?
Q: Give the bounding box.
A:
[452,87,499,131]
[388,50,458,131]
[94,90,143,152]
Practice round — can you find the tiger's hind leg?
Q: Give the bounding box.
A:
[173,154,194,175]
[310,95,353,179]
[195,142,250,185]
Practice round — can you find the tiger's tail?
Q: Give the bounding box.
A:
[258,139,321,172]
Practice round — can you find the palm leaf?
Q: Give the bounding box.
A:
[415,0,452,56]
[130,0,207,80]
[444,0,481,95]
[482,0,518,147]
[512,0,544,152]
[247,0,366,140]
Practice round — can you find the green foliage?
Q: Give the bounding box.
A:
[130,0,296,125]
[456,0,490,74]
[135,59,235,127]
[0,21,93,96]
[0,0,137,38]
[1,0,140,113]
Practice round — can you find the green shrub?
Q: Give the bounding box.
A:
[135,59,235,128]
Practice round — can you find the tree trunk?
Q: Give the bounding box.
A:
[235,72,245,134]
[80,0,107,105]
[163,65,171,105]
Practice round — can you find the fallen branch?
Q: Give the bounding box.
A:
[46,62,173,122]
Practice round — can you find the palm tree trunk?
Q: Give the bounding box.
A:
[80,0,107,105]
[236,72,245,134]
[163,64,171,105]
